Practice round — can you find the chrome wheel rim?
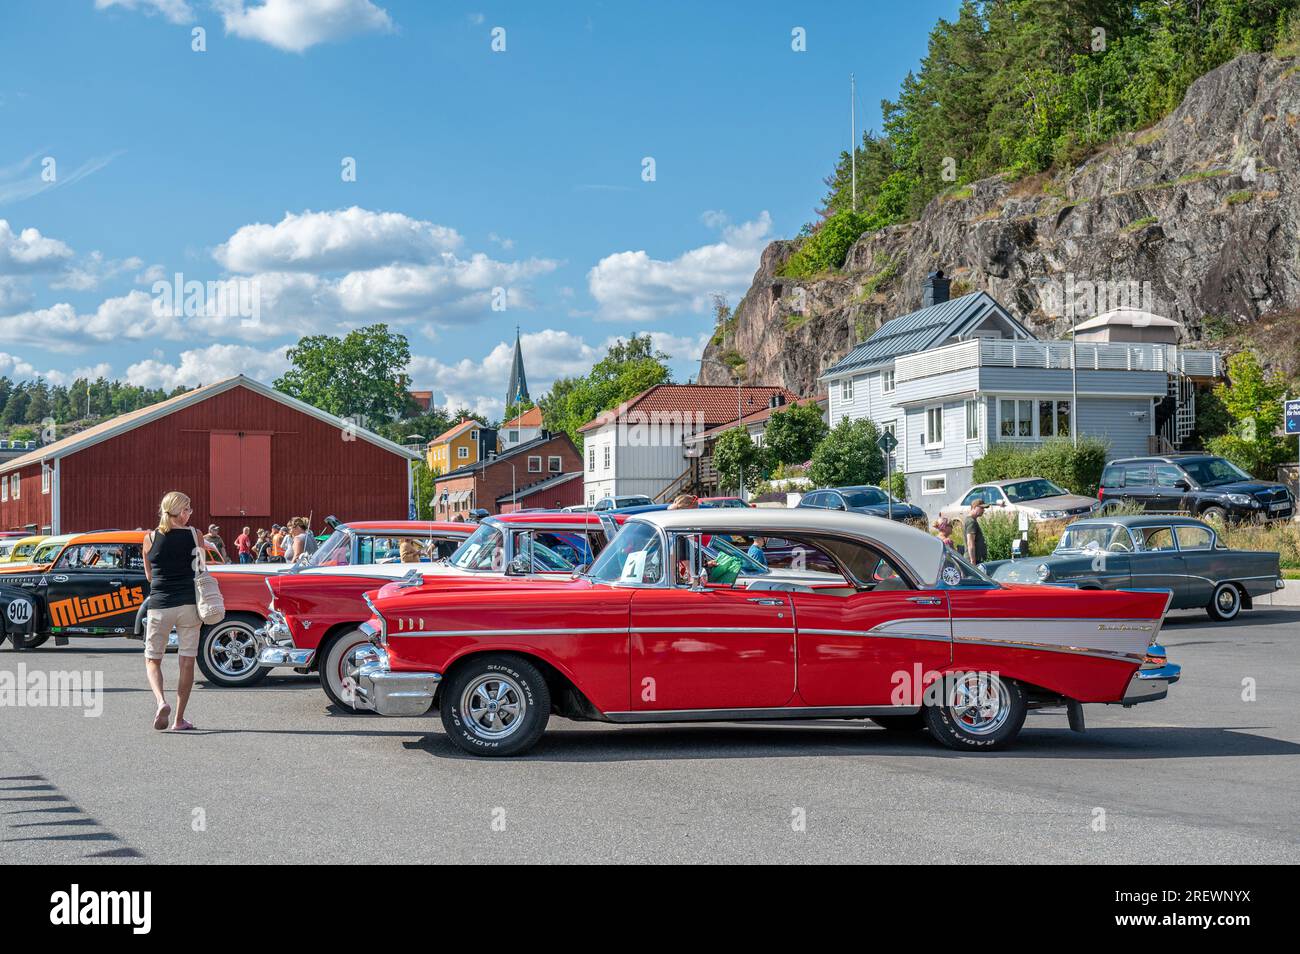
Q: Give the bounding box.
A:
[207,624,258,678]
[947,672,1011,736]
[334,639,368,701]
[460,673,526,739]
[1216,586,1238,614]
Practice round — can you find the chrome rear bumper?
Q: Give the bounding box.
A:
[353,645,440,716]
[1120,645,1181,706]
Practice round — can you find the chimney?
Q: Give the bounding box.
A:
[922,269,950,308]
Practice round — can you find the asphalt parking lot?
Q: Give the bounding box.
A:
[2,607,1298,865]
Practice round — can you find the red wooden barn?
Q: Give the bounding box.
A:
[0,375,420,540]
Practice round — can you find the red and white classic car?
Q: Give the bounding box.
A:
[353,509,1181,756]
[199,520,471,686]
[257,511,621,706]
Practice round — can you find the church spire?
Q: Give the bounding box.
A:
[506,326,530,410]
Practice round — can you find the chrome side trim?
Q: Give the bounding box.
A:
[800,627,950,644]
[389,626,629,638]
[954,637,1143,662]
[635,626,795,635]
[602,704,920,723]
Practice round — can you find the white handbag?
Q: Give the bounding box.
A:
[191,528,226,625]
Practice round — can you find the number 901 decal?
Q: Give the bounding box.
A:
[6,599,33,625]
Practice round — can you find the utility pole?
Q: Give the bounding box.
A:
[850,73,857,212]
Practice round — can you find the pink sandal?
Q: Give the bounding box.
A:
[170,718,196,732]
[153,704,171,731]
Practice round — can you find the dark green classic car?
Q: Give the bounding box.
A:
[982,515,1283,621]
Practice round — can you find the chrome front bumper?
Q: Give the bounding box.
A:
[352,645,440,717]
[255,613,315,669]
[1120,645,1181,706]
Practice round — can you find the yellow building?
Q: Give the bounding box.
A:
[427,418,485,474]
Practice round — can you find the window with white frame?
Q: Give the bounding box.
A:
[998,398,1071,440]
[921,475,947,495]
[548,455,561,473]
[882,369,895,394]
[1,479,7,502]
[528,455,542,472]
[470,430,479,441]
[841,377,854,402]
[42,465,50,494]
[924,406,944,448]
[457,445,469,459]
[10,474,17,500]
[588,447,595,471]
[603,446,610,469]
[965,400,980,441]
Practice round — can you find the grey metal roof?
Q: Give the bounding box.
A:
[821,292,1008,378]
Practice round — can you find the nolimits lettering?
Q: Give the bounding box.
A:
[49,884,151,934]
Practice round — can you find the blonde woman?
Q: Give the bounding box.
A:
[142,491,203,732]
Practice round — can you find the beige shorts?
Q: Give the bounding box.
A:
[144,604,202,659]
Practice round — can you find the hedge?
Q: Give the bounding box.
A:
[971,437,1109,497]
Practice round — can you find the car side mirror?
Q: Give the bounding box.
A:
[505,557,531,576]
[1174,480,1190,490]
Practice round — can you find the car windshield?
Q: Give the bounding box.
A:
[1057,524,1133,552]
[33,543,63,563]
[12,543,37,559]
[448,523,506,571]
[1180,457,1252,487]
[843,488,889,507]
[1003,479,1066,502]
[310,529,351,566]
[588,521,664,585]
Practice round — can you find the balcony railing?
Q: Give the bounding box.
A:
[895,338,1221,383]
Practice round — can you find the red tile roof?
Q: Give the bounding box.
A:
[503,406,543,429]
[430,417,482,445]
[578,384,801,432]
[687,395,826,442]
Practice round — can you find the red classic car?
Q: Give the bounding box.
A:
[352,509,1181,756]
[257,511,621,706]
[198,520,471,686]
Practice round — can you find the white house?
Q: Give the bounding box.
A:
[819,272,1223,518]
[580,383,797,506]
[498,406,544,452]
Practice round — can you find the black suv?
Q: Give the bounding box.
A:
[1098,455,1294,522]
[797,486,927,524]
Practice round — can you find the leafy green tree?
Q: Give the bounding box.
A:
[409,460,437,518]
[764,402,828,466]
[275,324,412,428]
[540,335,672,449]
[808,417,884,487]
[1205,350,1291,477]
[713,428,765,494]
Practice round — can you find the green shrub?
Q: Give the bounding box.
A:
[976,511,1020,562]
[809,417,884,487]
[884,471,908,501]
[972,437,1109,497]
[780,210,871,278]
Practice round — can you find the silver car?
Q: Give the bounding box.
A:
[941,478,1097,523]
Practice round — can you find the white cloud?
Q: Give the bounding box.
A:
[215,207,462,273]
[0,152,123,205]
[0,290,190,352]
[0,220,74,274]
[0,351,112,386]
[50,251,145,291]
[587,211,772,322]
[0,277,33,315]
[94,0,194,25]
[126,343,292,390]
[213,0,394,53]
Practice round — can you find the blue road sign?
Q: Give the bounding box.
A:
[1286,399,1300,436]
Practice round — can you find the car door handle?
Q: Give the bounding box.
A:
[747,598,784,606]
[907,596,943,605]
[109,580,123,587]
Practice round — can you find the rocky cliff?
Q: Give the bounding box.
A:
[699,53,1300,394]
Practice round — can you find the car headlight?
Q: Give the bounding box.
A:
[1036,563,1051,580]
[1225,494,1253,506]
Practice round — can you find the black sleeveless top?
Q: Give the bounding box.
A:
[147,528,198,609]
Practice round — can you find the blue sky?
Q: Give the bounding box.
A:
[0,0,958,419]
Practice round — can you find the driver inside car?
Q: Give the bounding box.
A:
[675,536,743,587]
